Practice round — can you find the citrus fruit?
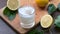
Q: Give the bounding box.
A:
[40,14,53,28]
[35,0,49,7]
[7,0,20,10]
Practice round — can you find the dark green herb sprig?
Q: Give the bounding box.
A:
[28,29,44,34]
[47,4,56,14]
[3,7,18,20]
[54,15,60,28]
[57,3,60,11]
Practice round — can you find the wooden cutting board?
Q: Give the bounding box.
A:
[0,0,60,34]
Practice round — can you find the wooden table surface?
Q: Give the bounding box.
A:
[0,0,60,34]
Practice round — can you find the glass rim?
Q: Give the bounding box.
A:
[18,6,35,16]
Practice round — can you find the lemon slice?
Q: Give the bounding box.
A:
[7,0,20,10]
[40,14,53,28]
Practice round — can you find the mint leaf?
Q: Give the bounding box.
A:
[3,7,11,16]
[48,4,56,14]
[28,29,37,34]
[3,7,17,20]
[57,3,60,11]
[8,13,16,20]
[28,29,44,34]
[35,31,44,34]
[54,15,60,28]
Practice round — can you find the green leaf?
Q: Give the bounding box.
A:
[54,15,60,28]
[35,31,44,34]
[28,29,37,34]
[57,3,60,11]
[48,4,56,14]
[8,14,16,20]
[57,15,60,19]
[3,7,11,16]
[3,7,18,20]
[28,29,44,34]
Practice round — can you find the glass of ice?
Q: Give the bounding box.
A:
[18,6,35,28]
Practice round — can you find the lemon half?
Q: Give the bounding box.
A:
[35,0,49,7]
[40,14,53,28]
[7,0,20,10]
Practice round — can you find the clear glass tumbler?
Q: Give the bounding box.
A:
[18,6,35,28]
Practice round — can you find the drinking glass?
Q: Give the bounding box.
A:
[18,6,35,28]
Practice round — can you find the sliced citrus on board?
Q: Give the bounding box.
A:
[7,0,20,10]
[40,14,53,28]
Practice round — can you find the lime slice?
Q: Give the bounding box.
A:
[7,0,20,10]
[40,14,53,28]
